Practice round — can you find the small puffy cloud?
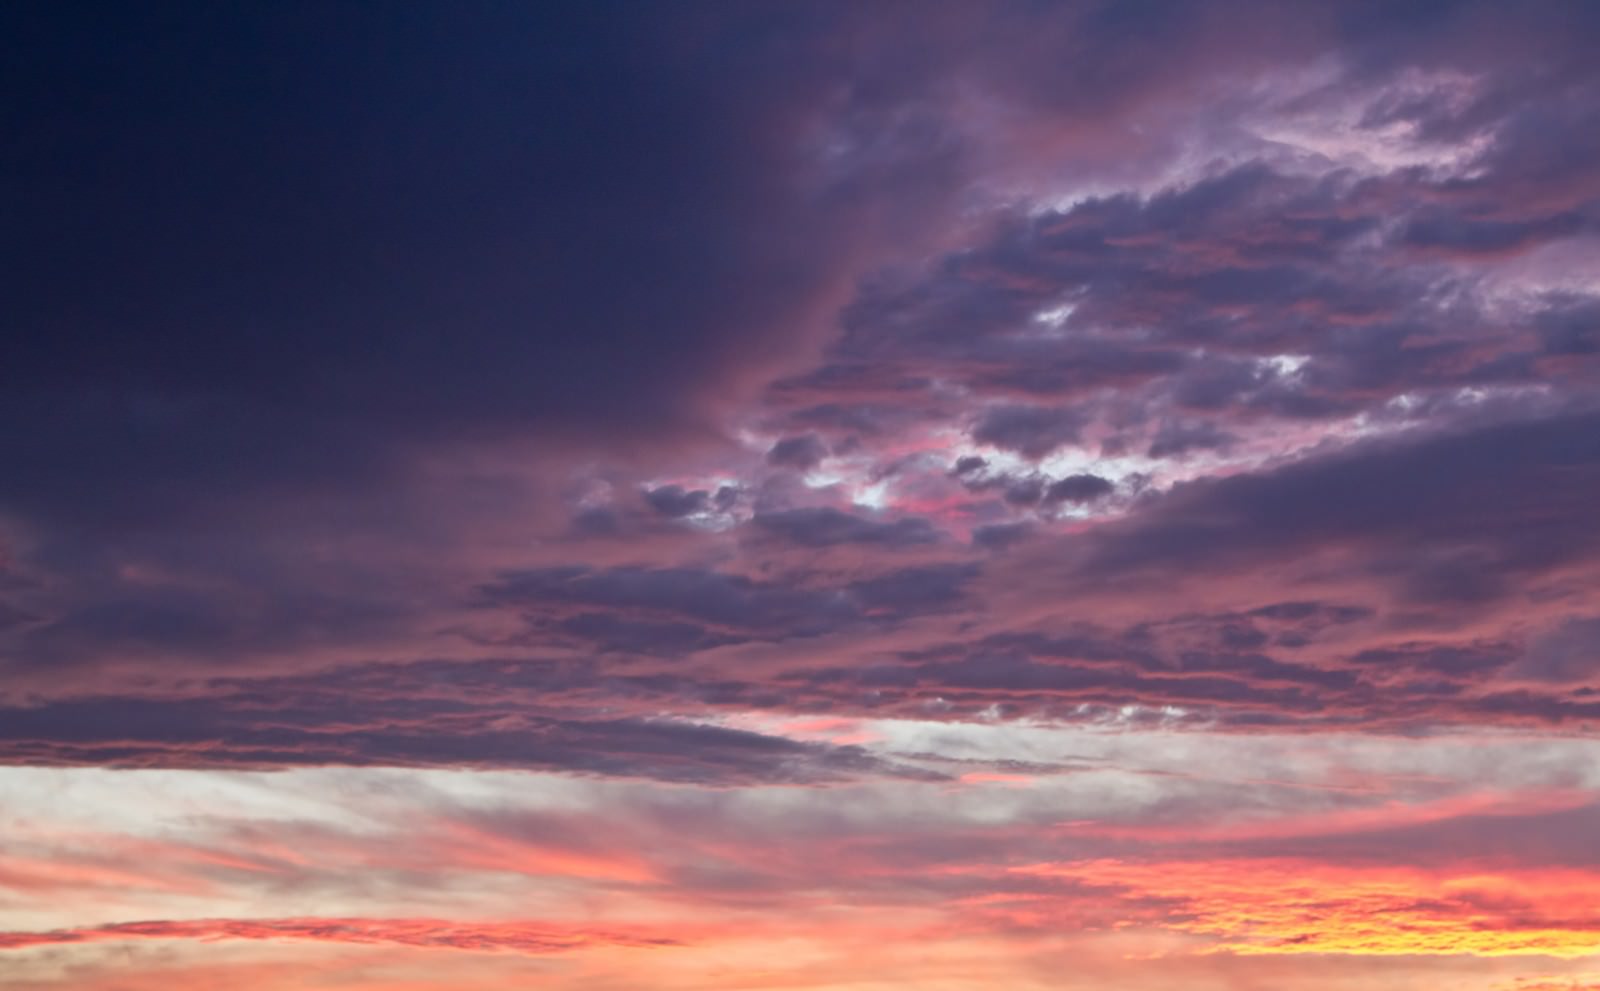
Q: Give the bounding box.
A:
[766,434,830,471]
[643,485,712,518]
[1045,474,1114,504]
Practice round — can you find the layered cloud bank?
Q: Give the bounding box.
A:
[3,1,1599,988]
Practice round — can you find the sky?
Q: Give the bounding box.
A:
[3,0,1600,988]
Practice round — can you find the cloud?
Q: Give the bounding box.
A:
[3,0,1600,802]
[9,7,1600,991]
[1146,420,1237,459]
[642,485,713,518]
[1077,409,1600,594]
[972,405,1089,459]
[750,507,943,548]
[1509,617,1600,684]
[973,523,1036,551]
[1012,857,1600,957]
[0,687,938,784]
[767,435,831,471]
[0,916,680,954]
[479,560,973,651]
[1045,474,1115,504]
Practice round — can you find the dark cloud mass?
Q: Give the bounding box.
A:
[3,0,1600,776]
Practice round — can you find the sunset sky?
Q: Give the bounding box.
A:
[4,2,1600,988]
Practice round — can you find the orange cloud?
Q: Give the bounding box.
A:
[1009,859,1600,958]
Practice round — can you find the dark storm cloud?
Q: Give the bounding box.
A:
[0,1,967,532]
[4,0,1594,518]
[4,0,1600,772]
